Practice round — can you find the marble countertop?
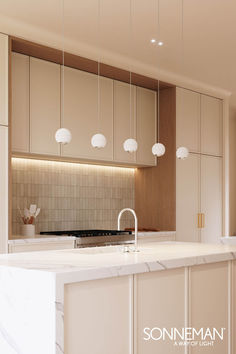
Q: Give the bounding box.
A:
[8,231,175,244]
[1,241,236,354]
[220,236,236,244]
[1,241,236,282]
[8,235,76,244]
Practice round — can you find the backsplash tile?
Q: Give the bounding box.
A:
[12,158,135,235]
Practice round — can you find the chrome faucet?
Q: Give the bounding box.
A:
[118,208,139,252]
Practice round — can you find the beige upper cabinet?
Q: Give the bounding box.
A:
[176,87,200,153]
[12,53,30,153]
[113,81,136,163]
[201,95,222,156]
[62,67,113,161]
[12,54,158,166]
[176,87,223,157]
[30,57,60,155]
[136,87,156,166]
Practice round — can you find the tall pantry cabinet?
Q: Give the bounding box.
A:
[176,87,223,243]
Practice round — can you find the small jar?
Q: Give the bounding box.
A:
[21,224,35,238]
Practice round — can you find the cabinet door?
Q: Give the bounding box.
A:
[12,53,29,152]
[62,67,113,160]
[136,269,185,354]
[113,81,136,163]
[0,126,8,253]
[176,153,200,242]
[64,276,130,354]
[176,87,200,153]
[201,95,222,156]
[233,261,236,353]
[190,262,228,354]
[200,155,222,243]
[30,57,60,155]
[136,87,156,166]
[0,34,8,126]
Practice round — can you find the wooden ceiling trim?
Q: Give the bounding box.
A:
[10,36,174,91]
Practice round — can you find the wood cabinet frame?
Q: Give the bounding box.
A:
[10,36,173,92]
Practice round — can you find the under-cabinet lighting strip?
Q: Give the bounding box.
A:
[11,157,135,172]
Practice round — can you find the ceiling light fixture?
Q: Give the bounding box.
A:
[124,0,138,153]
[150,3,164,46]
[155,0,164,46]
[91,0,107,149]
[55,0,72,145]
[158,0,164,46]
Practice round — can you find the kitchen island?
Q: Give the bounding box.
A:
[0,241,235,354]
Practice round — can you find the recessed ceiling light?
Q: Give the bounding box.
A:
[150,38,156,43]
[158,41,164,46]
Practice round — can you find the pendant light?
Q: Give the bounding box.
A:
[152,80,166,157]
[55,0,72,145]
[91,0,107,149]
[55,128,72,145]
[123,0,138,153]
[176,0,189,160]
[176,146,189,159]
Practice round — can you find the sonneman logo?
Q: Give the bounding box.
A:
[143,327,226,342]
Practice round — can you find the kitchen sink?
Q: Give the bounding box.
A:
[76,245,153,255]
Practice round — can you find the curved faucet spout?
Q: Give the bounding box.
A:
[118,208,138,251]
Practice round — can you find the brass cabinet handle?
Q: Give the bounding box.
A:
[197,213,205,228]
[197,213,201,228]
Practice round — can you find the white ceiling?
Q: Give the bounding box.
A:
[0,0,236,105]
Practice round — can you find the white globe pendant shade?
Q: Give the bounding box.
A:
[152,143,166,157]
[123,138,138,153]
[55,128,72,145]
[91,133,107,148]
[176,146,189,160]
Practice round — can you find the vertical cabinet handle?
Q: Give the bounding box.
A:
[197,213,201,228]
[197,213,205,228]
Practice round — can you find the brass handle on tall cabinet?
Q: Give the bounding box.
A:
[197,213,201,228]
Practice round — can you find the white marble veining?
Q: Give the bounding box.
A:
[1,241,236,354]
[1,241,236,275]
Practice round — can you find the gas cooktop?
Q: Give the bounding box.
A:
[40,229,132,237]
[40,230,134,248]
